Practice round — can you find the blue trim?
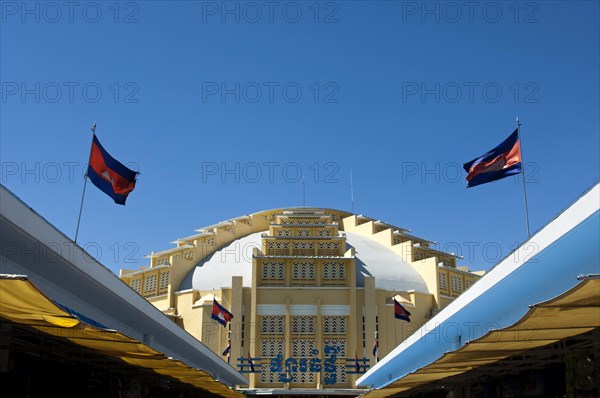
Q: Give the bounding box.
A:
[53,301,108,329]
[359,210,600,388]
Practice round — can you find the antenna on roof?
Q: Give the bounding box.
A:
[302,175,306,208]
[350,170,354,213]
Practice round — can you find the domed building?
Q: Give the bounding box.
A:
[120,208,483,396]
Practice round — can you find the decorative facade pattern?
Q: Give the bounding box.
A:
[143,274,157,293]
[159,271,170,290]
[261,316,285,334]
[291,262,316,282]
[323,316,347,335]
[130,277,141,293]
[291,316,316,335]
[451,275,463,292]
[438,272,448,290]
[323,262,345,281]
[260,339,285,357]
[261,262,285,281]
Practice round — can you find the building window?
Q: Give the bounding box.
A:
[276,229,291,237]
[413,248,428,261]
[206,237,215,246]
[318,242,339,256]
[297,229,311,237]
[159,271,170,290]
[291,339,315,357]
[260,316,285,335]
[267,241,289,255]
[183,251,193,261]
[156,257,169,266]
[450,275,463,293]
[438,272,448,290]
[143,274,157,296]
[292,316,316,335]
[318,229,332,237]
[465,279,476,289]
[260,339,285,357]
[322,338,348,384]
[130,278,142,293]
[290,367,316,384]
[323,262,345,283]
[261,261,285,283]
[259,338,285,383]
[292,262,315,284]
[323,316,346,335]
[323,338,347,357]
[292,242,314,256]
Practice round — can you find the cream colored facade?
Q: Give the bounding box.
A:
[120,208,482,394]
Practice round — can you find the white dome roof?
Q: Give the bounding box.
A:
[179,231,429,293]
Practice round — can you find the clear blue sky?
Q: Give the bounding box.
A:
[1,1,598,274]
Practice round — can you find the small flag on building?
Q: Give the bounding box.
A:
[87,134,139,205]
[211,298,234,327]
[247,353,255,372]
[372,333,379,360]
[394,299,412,322]
[222,340,231,356]
[463,129,522,188]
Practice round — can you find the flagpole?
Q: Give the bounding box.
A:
[74,122,96,244]
[227,330,231,364]
[516,117,531,238]
[393,297,398,345]
[374,331,379,364]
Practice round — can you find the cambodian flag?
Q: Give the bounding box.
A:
[394,299,412,322]
[211,298,233,327]
[463,129,522,188]
[222,338,231,356]
[87,134,138,205]
[372,337,378,358]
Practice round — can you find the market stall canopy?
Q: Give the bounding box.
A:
[361,277,600,397]
[0,274,242,398]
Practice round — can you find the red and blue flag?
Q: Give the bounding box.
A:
[372,336,378,358]
[247,354,255,372]
[394,299,412,322]
[463,129,522,188]
[222,340,231,356]
[88,134,138,205]
[211,298,234,327]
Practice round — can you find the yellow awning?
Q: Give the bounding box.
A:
[362,278,600,397]
[0,277,242,398]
